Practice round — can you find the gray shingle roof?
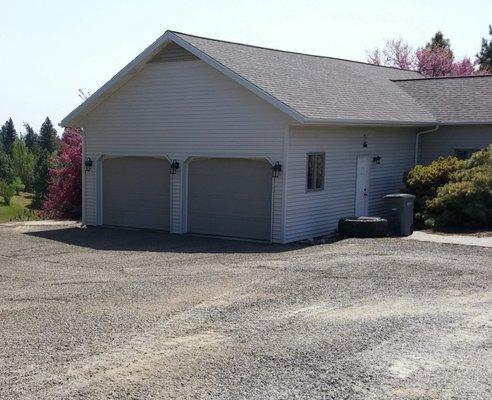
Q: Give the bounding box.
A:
[173,32,437,124]
[62,31,492,127]
[393,75,492,124]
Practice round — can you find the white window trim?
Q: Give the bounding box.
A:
[306,152,325,192]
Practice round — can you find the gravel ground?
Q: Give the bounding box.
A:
[0,223,491,400]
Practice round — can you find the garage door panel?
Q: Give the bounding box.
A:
[189,214,269,239]
[103,157,170,230]
[190,196,270,213]
[189,207,271,220]
[188,158,272,241]
[190,198,270,220]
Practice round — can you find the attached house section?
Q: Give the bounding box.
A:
[395,76,492,164]
[419,125,492,164]
[81,46,292,242]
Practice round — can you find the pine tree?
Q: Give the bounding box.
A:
[477,25,492,72]
[426,31,453,59]
[11,140,36,191]
[1,118,18,154]
[39,117,58,153]
[32,150,51,208]
[0,147,15,183]
[23,123,39,151]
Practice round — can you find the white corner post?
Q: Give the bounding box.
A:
[81,127,86,225]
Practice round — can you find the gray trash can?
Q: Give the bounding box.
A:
[383,194,415,236]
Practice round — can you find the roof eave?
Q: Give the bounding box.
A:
[301,117,438,127]
[436,120,492,126]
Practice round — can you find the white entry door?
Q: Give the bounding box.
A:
[355,156,371,216]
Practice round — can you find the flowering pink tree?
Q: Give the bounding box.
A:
[452,57,475,75]
[415,47,455,76]
[415,47,477,77]
[366,39,415,69]
[367,34,477,77]
[42,128,82,219]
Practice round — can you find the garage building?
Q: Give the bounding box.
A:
[62,31,492,243]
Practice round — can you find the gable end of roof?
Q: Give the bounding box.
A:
[61,31,306,127]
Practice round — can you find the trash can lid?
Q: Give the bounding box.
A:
[383,193,415,199]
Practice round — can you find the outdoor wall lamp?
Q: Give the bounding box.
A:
[170,159,180,174]
[272,161,282,178]
[363,134,368,148]
[84,157,93,171]
[373,155,381,164]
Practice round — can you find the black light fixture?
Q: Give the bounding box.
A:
[372,155,381,164]
[363,134,368,148]
[170,159,180,174]
[272,161,282,178]
[84,157,93,171]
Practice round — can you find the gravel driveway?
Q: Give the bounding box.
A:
[0,223,490,400]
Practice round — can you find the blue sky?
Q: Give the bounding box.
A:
[1,0,491,134]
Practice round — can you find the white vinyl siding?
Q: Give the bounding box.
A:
[284,125,416,242]
[149,42,198,63]
[81,59,292,242]
[419,125,492,165]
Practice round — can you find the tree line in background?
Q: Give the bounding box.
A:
[0,117,81,218]
[367,27,492,76]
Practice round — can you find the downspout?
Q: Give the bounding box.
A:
[415,125,439,165]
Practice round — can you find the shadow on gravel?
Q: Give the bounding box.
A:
[25,226,306,254]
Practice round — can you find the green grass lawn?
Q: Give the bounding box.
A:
[0,192,38,223]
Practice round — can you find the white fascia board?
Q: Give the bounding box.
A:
[436,120,492,126]
[301,117,438,127]
[61,31,305,127]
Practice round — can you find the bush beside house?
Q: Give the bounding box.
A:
[405,145,492,229]
[404,156,462,217]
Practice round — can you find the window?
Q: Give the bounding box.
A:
[454,148,478,160]
[306,153,325,191]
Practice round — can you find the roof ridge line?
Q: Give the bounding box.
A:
[169,30,421,74]
[393,74,492,82]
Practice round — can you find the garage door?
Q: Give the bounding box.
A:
[188,158,272,241]
[103,157,170,230]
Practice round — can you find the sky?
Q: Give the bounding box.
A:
[1,0,491,134]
